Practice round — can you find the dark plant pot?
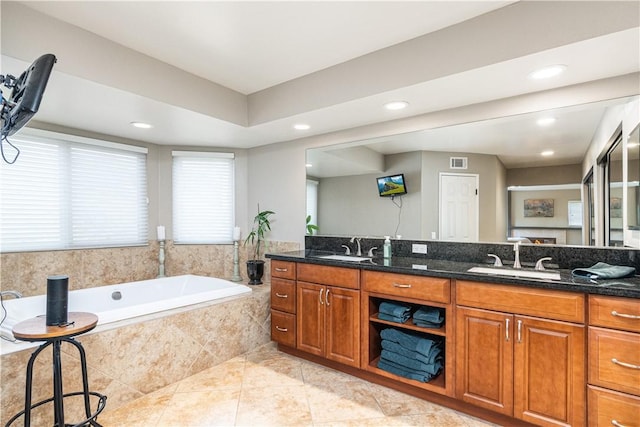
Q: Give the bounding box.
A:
[246,260,265,285]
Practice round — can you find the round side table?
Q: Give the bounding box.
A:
[6,312,107,427]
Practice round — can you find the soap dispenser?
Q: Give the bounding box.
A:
[383,236,392,259]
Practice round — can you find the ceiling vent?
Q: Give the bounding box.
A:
[450,157,468,169]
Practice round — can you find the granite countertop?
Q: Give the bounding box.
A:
[267,249,640,299]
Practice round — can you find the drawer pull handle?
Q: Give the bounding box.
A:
[319,288,324,305]
[325,288,330,306]
[275,326,288,332]
[393,283,412,288]
[275,267,288,272]
[611,358,640,370]
[611,420,627,427]
[517,320,522,343]
[275,293,288,298]
[505,318,510,342]
[611,310,640,320]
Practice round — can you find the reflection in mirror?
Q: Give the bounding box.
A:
[606,136,624,246]
[627,125,640,230]
[306,96,639,247]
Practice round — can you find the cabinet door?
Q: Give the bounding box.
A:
[325,286,360,368]
[455,306,514,416]
[296,282,324,357]
[514,315,585,427]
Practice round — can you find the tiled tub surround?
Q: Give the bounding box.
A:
[0,285,271,426]
[0,240,300,297]
[0,240,298,425]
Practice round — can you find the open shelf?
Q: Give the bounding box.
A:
[369,313,446,336]
[368,356,447,394]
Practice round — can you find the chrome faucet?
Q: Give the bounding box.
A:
[350,236,362,256]
[535,257,553,271]
[0,290,23,299]
[513,242,522,269]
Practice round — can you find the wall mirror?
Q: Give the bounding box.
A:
[625,123,640,247]
[306,96,639,247]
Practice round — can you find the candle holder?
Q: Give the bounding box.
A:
[157,239,166,278]
[231,240,242,282]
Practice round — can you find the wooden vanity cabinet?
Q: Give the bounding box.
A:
[456,281,586,427]
[587,295,640,426]
[270,261,297,347]
[361,271,454,396]
[296,263,361,368]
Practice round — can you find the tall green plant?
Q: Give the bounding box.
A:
[244,205,275,260]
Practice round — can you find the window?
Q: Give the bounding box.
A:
[0,129,148,252]
[172,151,234,244]
[306,179,318,233]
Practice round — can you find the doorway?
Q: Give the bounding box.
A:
[439,173,479,241]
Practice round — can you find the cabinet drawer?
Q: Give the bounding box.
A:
[590,295,640,333]
[589,327,640,395]
[271,260,296,280]
[362,271,450,303]
[271,278,296,313]
[588,386,640,427]
[271,310,296,347]
[456,280,585,323]
[297,263,360,289]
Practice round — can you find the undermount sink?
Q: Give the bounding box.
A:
[467,266,561,281]
[318,254,371,262]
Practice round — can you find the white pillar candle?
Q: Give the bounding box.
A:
[157,225,165,240]
[233,226,241,241]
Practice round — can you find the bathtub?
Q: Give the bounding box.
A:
[0,274,252,355]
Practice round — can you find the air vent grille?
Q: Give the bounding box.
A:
[450,157,468,169]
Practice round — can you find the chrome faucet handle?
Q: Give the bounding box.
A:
[350,236,362,256]
[341,244,351,255]
[487,254,503,267]
[535,257,553,271]
[367,247,378,257]
[513,242,522,269]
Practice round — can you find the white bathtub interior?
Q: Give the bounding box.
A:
[1,275,252,355]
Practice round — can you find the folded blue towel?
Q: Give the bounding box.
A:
[377,359,436,383]
[413,320,442,328]
[379,302,411,321]
[381,339,441,366]
[378,312,409,324]
[380,349,442,375]
[571,262,636,279]
[379,328,437,358]
[413,306,444,323]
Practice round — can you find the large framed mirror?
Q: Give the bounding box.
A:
[306,96,640,248]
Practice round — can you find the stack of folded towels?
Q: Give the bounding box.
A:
[378,301,411,323]
[377,328,443,382]
[412,306,444,328]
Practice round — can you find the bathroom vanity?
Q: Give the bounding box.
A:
[267,242,640,427]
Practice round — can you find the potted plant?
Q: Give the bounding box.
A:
[306,215,319,235]
[244,205,275,285]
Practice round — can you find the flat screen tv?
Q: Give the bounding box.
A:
[1,54,57,139]
[377,173,407,197]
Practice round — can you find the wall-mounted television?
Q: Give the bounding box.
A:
[376,173,407,197]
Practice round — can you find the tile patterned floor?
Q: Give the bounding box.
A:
[99,343,496,427]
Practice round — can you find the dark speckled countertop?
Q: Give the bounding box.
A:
[267,249,640,299]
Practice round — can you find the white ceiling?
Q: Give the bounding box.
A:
[1,1,639,169]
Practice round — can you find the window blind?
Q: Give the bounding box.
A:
[172,151,234,244]
[0,130,148,252]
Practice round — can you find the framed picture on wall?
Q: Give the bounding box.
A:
[524,199,554,217]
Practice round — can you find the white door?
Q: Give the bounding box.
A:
[439,173,479,241]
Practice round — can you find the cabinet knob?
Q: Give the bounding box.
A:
[611,310,640,320]
[275,293,288,298]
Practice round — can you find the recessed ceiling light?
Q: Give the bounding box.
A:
[541,150,554,156]
[130,121,153,129]
[628,143,640,149]
[384,101,409,111]
[537,117,556,126]
[528,65,566,80]
[305,163,313,168]
[294,123,310,130]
